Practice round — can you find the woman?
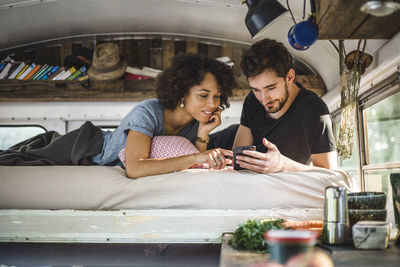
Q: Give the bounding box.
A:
[91,54,236,178]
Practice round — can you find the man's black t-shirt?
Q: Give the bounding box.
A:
[240,83,336,165]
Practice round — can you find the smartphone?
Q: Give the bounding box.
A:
[233,145,256,170]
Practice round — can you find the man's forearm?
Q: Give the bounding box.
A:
[281,155,317,172]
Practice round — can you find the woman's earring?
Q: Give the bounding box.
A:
[180,102,185,108]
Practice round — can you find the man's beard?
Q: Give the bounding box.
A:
[265,82,289,114]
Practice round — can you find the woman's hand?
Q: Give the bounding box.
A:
[198,107,222,136]
[195,148,232,170]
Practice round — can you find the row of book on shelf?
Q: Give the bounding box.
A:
[0,60,87,81]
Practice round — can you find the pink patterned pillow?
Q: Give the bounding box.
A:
[118,136,208,168]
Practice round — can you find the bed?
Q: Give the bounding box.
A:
[0,166,357,243]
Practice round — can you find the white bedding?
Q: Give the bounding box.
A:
[0,166,357,210]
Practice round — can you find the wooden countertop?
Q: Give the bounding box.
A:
[219,233,400,267]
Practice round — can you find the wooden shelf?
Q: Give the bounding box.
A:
[0,79,250,102]
[316,0,400,39]
[0,74,326,102]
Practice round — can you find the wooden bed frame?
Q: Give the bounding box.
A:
[0,208,323,244]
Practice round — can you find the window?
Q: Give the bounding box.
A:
[334,72,399,235]
[0,125,46,150]
[363,91,400,165]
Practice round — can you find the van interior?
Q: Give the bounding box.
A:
[0,0,399,266]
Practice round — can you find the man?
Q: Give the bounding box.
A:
[233,38,337,173]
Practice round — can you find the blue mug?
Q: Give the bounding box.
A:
[288,18,318,50]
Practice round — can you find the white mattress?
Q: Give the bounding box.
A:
[0,166,357,210]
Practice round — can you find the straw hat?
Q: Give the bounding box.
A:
[88,42,127,81]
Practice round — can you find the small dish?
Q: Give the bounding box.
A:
[347,192,386,210]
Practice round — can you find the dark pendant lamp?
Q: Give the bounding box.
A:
[244,0,288,39]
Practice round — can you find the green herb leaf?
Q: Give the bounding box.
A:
[229,219,285,253]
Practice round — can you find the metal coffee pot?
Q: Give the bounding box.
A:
[322,186,350,245]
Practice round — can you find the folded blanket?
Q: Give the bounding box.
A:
[0,121,103,166]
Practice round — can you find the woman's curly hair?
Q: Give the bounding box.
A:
[240,38,293,79]
[156,54,236,110]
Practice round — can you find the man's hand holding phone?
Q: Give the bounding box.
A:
[233,145,256,170]
[233,138,285,173]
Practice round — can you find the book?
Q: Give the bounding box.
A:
[18,63,36,80]
[15,63,29,79]
[125,66,159,78]
[58,67,76,80]
[48,67,64,80]
[5,63,19,79]
[142,66,162,76]
[36,65,53,80]
[0,62,12,79]
[0,62,6,72]
[125,73,153,80]
[77,74,89,82]
[8,62,26,79]
[66,70,81,80]
[52,69,66,80]
[41,65,60,80]
[31,64,48,80]
[66,66,87,80]
[23,64,41,80]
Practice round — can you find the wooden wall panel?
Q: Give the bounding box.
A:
[149,38,163,69]
[0,36,327,101]
[207,44,221,59]
[135,39,150,68]
[23,49,37,64]
[59,43,72,67]
[149,48,163,69]
[186,40,198,54]
[231,47,243,76]
[174,40,187,55]
[221,45,233,59]
[316,0,400,39]
[162,40,175,70]
[122,40,135,67]
[197,42,208,56]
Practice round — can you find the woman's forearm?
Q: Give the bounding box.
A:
[125,154,203,179]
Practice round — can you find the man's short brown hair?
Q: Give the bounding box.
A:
[240,38,293,79]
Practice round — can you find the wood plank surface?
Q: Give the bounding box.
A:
[316,0,400,39]
[174,40,187,55]
[0,80,249,102]
[186,40,198,54]
[162,39,175,70]
[0,209,275,244]
[149,38,163,69]
[0,209,323,243]
[296,74,326,97]
[219,233,270,267]
[0,72,326,101]
[207,44,222,59]
[59,43,72,67]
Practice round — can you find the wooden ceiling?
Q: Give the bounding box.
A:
[316,0,400,39]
